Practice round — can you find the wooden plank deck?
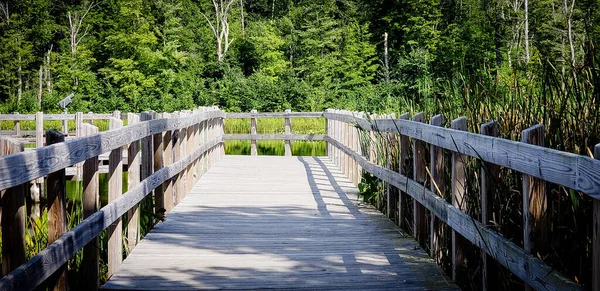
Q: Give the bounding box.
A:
[102,156,457,291]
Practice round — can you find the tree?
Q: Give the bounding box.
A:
[201,0,238,62]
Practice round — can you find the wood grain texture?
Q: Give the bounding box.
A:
[108,118,124,278]
[325,136,581,291]
[82,124,100,291]
[225,112,323,118]
[398,113,410,230]
[412,113,427,248]
[322,112,600,200]
[480,120,499,291]
[522,124,547,258]
[0,110,224,191]
[153,114,165,217]
[0,135,223,291]
[429,114,445,263]
[450,117,468,284]
[127,113,141,253]
[46,130,68,291]
[0,137,26,276]
[101,156,456,291]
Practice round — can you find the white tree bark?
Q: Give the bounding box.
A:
[524,0,530,63]
[202,0,237,62]
[240,0,245,39]
[0,1,9,25]
[566,0,576,67]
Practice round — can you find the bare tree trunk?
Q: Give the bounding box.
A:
[17,55,22,105]
[37,65,43,108]
[271,0,275,20]
[202,0,237,62]
[240,0,245,39]
[384,32,390,85]
[524,0,530,63]
[45,45,53,95]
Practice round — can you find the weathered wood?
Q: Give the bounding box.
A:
[46,130,68,291]
[13,113,20,137]
[126,113,141,253]
[102,156,456,291]
[522,124,546,290]
[172,126,182,205]
[0,110,224,191]
[451,117,468,284]
[108,118,124,278]
[0,137,26,276]
[285,109,292,156]
[412,113,427,247]
[153,113,165,218]
[35,112,44,149]
[594,144,600,291]
[162,113,174,213]
[0,135,223,291]
[325,136,581,291]
[398,113,410,229]
[322,112,600,200]
[82,124,100,291]
[250,110,258,156]
[429,114,445,263]
[225,112,323,118]
[480,120,499,291]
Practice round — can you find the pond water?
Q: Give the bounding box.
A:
[225,140,326,156]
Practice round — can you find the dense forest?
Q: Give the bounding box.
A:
[0,0,597,115]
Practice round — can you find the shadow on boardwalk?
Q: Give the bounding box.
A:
[102,156,456,291]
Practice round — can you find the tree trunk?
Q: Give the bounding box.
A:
[240,0,245,39]
[38,65,43,108]
[17,56,22,105]
[524,0,530,63]
[567,0,576,67]
[384,32,390,85]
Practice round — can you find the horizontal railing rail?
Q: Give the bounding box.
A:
[0,107,225,291]
[324,109,599,291]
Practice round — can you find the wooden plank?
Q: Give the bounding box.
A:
[250,110,257,156]
[522,124,546,290]
[480,120,499,291]
[0,137,25,276]
[0,110,224,191]
[126,113,141,253]
[225,112,323,118]
[153,113,165,219]
[13,113,20,137]
[451,117,468,284]
[325,136,581,290]
[101,156,456,291]
[285,109,292,156]
[594,144,600,291]
[108,118,123,278]
[398,113,410,229]
[412,113,427,247]
[322,112,600,200]
[46,130,67,291]
[172,123,182,205]
[162,113,173,213]
[0,135,223,291]
[429,114,444,263]
[82,124,100,291]
[0,114,35,121]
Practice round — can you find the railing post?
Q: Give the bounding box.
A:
[75,112,84,181]
[107,117,123,278]
[593,144,600,291]
[140,111,153,220]
[172,112,182,205]
[251,109,258,156]
[412,112,427,246]
[153,113,166,217]
[162,113,174,212]
[451,116,468,284]
[522,124,546,291]
[1,137,26,276]
[325,109,330,159]
[126,113,141,253]
[46,130,68,291]
[480,120,499,291]
[429,114,445,263]
[398,113,410,229]
[344,111,350,178]
[34,112,44,197]
[386,113,396,218]
[81,124,99,291]
[285,109,292,156]
[13,112,20,137]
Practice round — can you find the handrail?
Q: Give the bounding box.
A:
[324,109,597,291]
[225,112,323,118]
[0,107,225,291]
[323,111,600,200]
[0,110,224,191]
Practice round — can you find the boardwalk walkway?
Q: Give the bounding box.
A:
[102,156,456,290]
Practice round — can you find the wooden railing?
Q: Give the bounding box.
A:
[323,109,600,291]
[0,107,225,290]
[224,110,325,156]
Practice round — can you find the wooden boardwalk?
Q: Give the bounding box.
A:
[102,156,456,290]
